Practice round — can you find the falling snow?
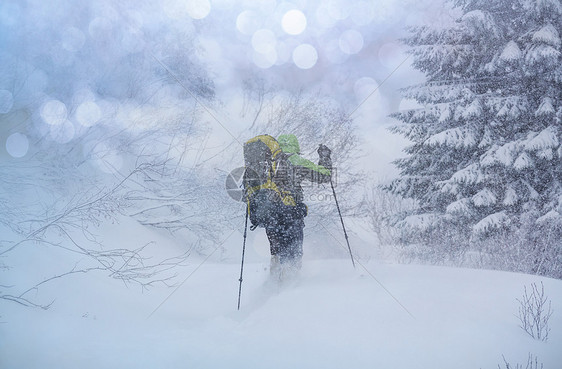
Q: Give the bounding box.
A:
[1,1,561,368]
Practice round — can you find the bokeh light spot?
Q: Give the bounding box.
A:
[212,0,235,10]
[292,44,318,69]
[282,10,307,35]
[186,0,211,19]
[252,29,277,54]
[76,101,102,127]
[327,0,350,20]
[339,29,364,55]
[164,0,188,19]
[41,100,68,126]
[378,42,404,69]
[354,77,379,101]
[5,133,29,158]
[236,10,261,35]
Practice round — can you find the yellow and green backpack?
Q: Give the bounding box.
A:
[243,134,297,228]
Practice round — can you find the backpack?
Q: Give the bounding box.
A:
[243,135,297,228]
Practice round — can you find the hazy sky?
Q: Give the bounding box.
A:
[190,0,456,176]
[0,0,456,177]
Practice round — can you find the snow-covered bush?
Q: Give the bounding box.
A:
[386,0,562,277]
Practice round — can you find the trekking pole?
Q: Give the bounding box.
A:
[330,177,356,268]
[237,204,249,310]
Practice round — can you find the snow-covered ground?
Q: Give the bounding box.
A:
[1,219,561,369]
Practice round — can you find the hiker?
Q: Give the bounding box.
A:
[243,134,332,280]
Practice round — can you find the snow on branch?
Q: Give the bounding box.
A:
[426,126,478,148]
[449,163,481,184]
[461,10,500,38]
[472,188,497,207]
[461,99,483,119]
[495,96,529,119]
[532,24,561,48]
[481,142,519,167]
[502,186,518,206]
[524,0,562,16]
[513,152,534,170]
[524,126,559,151]
[525,44,561,67]
[499,41,523,62]
[472,211,510,236]
[534,97,555,117]
[446,198,471,215]
[397,213,440,231]
[386,0,562,278]
[536,210,562,225]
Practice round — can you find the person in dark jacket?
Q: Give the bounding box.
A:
[266,134,332,280]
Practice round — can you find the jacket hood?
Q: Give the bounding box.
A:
[277,134,300,154]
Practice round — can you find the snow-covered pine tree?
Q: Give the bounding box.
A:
[388,0,562,277]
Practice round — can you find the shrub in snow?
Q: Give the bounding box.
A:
[472,211,510,236]
[386,0,562,277]
[0,1,228,308]
[517,282,553,342]
[499,353,543,369]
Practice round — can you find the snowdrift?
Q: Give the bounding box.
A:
[2,241,562,369]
